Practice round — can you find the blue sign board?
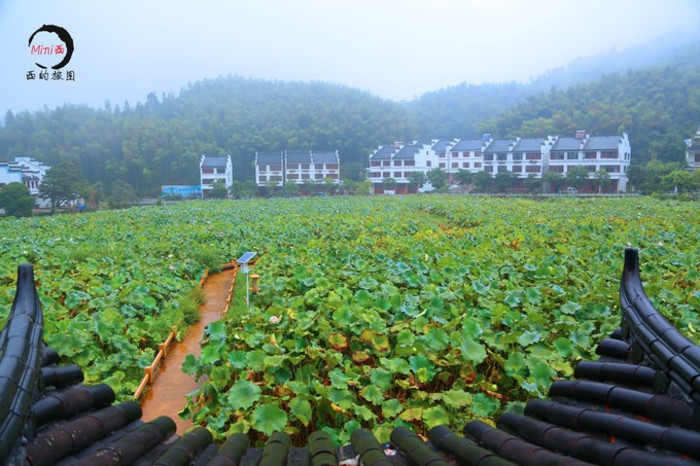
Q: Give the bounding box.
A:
[161,185,202,198]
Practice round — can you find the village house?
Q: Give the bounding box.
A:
[199,155,233,198]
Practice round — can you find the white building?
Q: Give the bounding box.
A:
[255,150,340,186]
[685,126,700,170]
[200,155,233,198]
[0,157,51,206]
[367,131,631,193]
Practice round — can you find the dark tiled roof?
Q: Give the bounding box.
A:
[311,151,339,164]
[256,152,282,165]
[511,138,544,152]
[431,140,453,151]
[370,146,395,160]
[451,139,484,151]
[201,156,229,169]
[286,151,311,164]
[2,250,699,465]
[551,137,583,151]
[483,139,513,153]
[393,145,419,160]
[584,136,622,151]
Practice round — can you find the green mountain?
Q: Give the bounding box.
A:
[0,78,419,195]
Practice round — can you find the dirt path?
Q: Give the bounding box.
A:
[139,267,236,434]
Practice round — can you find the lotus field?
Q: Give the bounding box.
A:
[0,196,697,444]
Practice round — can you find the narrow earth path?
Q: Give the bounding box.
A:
[139,267,236,434]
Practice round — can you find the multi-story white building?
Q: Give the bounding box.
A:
[367,131,631,193]
[255,150,340,186]
[0,157,50,195]
[685,126,700,170]
[200,155,233,198]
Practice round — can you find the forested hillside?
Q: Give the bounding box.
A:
[476,66,700,163]
[0,78,418,195]
[0,39,698,195]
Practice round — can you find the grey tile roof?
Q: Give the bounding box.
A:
[551,137,583,151]
[370,146,395,160]
[286,151,311,164]
[584,136,621,151]
[312,151,339,164]
[511,138,544,152]
[393,145,419,160]
[451,139,484,151]
[483,139,513,153]
[431,140,453,151]
[201,156,229,168]
[256,152,282,165]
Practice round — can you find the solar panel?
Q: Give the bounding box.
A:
[236,252,256,264]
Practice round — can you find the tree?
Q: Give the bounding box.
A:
[109,180,138,208]
[453,169,473,186]
[542,171,564,193]
[661,169,699,193]
[381,177,397,191]
[39,162,89,212]
[323,178,338,195]
[472,171,493,192]
[593,170,611,193]
[302,179,316,196]
[230,180,257,199]
[0,182,34,217]
[262,180,279,197]
[426,168,447,190]
[407,172,427,192]
[493,170,516,193]
[524,174,541,193]
[209,180,228,199]
[284,181,300,197]
[565,166,589,191]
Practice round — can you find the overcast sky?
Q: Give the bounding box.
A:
[1,0,699,115]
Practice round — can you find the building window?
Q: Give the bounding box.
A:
[484,154,493,161]
[369,172,380,177]
[512,153,522,161]
[382,161,390,166]
[328,174,339,179]
[452,162,458,168]
[584,152,597,159]
[404,160,415,166]
[526,153,540,160]
[259,176,267,182]
[452,152,458,158]
[551,153,564,160]
[549,165,564,173]
[395,172,402,178]
[382,172,390,178]
[463,162,469,168]
[301,164,310,169]
[202,167,214,174]
[497,154,507,162]
[216,168,226,174]
[601,152,617,159]
[567,152,578,160]
[438,152,446,158]
[474,151,481,157]
[326,164,338,169]
[485,166,493,173]
[525,165,541,173]
[586,166,596,173]
[371,161,380,167]
[288,174,299,180]
[439,163,446,168]
[512,166,522,172]
[426,161,432,167]
[301,174,310,180]
[270,165,282,171]
[394,160,402,166]
[474,162,481,168]
[270,176,282,181]
[288,163,299,170]
[497,166,509,173]
[315,174,324,180]
[259,165,267,172]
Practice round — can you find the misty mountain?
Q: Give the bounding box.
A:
[0,36,697,195]
[407,36,700,139]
